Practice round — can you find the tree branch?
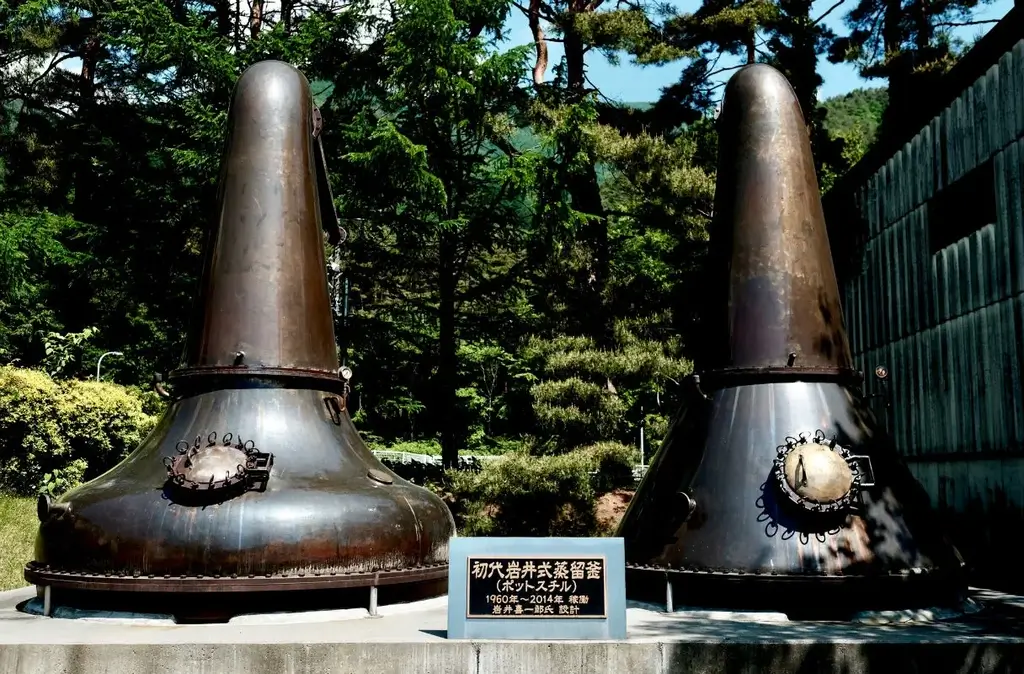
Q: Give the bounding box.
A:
[933,19,1000,27]
[28,52,81,88]
[706,62,747,79]
[812,0,846,26]
[585,73,615,103]
[511,0,558,21]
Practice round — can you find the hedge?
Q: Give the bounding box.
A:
[441,441,638,538]
[0,366,157,496]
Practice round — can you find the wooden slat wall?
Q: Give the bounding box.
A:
[839,40,1024,566]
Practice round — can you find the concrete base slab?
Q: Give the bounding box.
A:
[3,586,1024,673]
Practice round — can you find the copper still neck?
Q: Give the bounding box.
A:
[700,64,855,388]
[172,60,344,390]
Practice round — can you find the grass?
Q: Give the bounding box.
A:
[0,493,35,591]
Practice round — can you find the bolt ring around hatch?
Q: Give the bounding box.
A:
[773,433,858,513]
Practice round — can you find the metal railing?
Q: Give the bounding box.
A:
[370,450,501,465]
[371,449,649,482]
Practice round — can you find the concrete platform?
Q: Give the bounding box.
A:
[3,586,1024,673]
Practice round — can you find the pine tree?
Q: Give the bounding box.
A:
[828,0,1000,145]
[330,0,538,467]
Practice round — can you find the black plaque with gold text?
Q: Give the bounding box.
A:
[466,556,608,618]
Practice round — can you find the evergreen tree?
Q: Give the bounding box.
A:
[828,0,999,144]
[330,0,537,467]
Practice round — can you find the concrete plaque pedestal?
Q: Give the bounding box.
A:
[3,586,1024,673]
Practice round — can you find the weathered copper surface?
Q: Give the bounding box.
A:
[26,61,456,616]
[617,64,966,617]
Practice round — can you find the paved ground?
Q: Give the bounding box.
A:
[3,585,1024,644]
[4,586,1024,673]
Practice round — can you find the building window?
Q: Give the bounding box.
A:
[927,158,996,253]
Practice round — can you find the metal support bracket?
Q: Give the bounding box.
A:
[368,572,381,618]
[847,455,876,488]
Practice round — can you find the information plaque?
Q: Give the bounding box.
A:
[466,556,608,618]
[447,537,626,640]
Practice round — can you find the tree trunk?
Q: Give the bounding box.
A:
[563,22,587,94]
[528,0,549,85]
[784,4,818,124]
[913,0,932,51]
[562,14,611,346]
[234,0,241,49]
[438,232,459,469]
[881,0,908,141]
[73,32,100,226]
[282,0,294,34]
[214,0,232,38]
[571,168,610,345]
[249,0,263,39]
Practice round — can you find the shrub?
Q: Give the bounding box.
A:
[370,438,443,456]
[446,447,605,538]
[125,384,170,417]
[578,441,638,493]
[0,366,157,496]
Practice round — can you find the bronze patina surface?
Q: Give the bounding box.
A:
[616,64,966,618]
[26,61,456,619]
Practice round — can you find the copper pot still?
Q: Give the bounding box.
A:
[26,61,456,621]
[616,64,967,618]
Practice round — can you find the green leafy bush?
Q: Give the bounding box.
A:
[125,384,171,417]
[515,321,692,454]
[0,366,157,496]
[370,438,443,455]
[580,441,638,493]
[445,443,638,538]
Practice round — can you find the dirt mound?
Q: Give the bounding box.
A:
[596,489,634,533]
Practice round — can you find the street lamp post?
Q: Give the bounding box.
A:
[639,404,645,468]
[96,351,123,382]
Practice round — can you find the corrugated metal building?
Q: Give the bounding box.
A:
[823,8,1024,587]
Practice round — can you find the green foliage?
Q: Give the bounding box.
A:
[456,342,518,448]
[822,88,888,139]
[821,87,888,166]
[372,439,444,455]
[0,212,83,364]
[40,327,98,379]
[445,440,638,536]
[448,448,592,536]
[584,440,639,493]
[124,384,170,417]
[517,320,692,453]
[0,366,157,496]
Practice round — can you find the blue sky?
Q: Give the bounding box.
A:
[500,0,1015,103]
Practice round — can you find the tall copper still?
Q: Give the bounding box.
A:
[26,61,456,619]
[616,64,966,618]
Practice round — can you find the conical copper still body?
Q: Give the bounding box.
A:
[26,61,456,619]
[616,64,966,617]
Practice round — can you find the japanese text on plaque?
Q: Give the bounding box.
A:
[465,557,607,618]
